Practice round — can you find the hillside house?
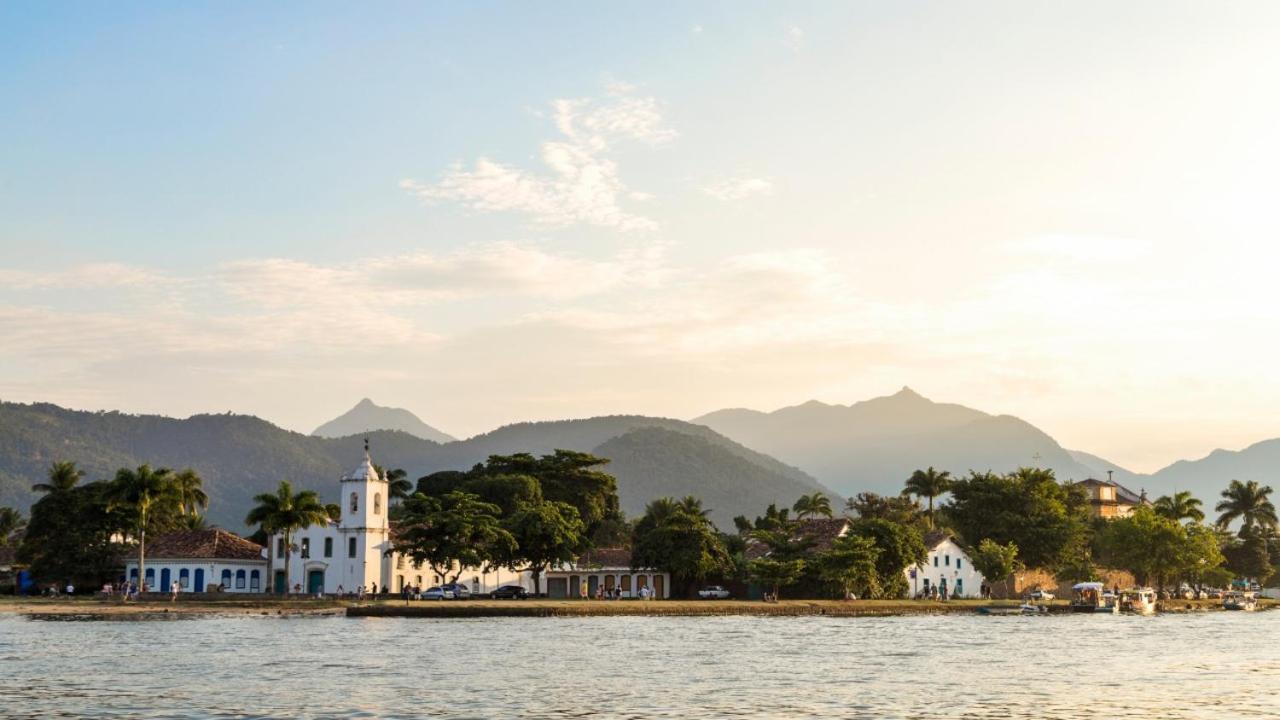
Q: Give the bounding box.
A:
[1073,477,1146,518]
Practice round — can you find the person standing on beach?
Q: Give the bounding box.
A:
[170,580,179,602]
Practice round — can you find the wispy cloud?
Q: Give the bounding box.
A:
[704,177,774,201]
[403,84,674,232]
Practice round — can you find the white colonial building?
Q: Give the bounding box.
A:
[907,530,985,599]
[124,528,268,593]
[270,444,530,596]
[543,548,670,599]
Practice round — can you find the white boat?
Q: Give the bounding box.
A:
[1070,582,1120,614]
[1121,587,1157,615]
[1223,591,1257,611]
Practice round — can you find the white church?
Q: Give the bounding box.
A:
[270,443,524,595]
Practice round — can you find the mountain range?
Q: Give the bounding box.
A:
[694,387,1270,511]
[2,389,1274,533]
[0,402,830,530]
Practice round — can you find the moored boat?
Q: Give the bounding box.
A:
[1070,582,1120,614]
[1120,587,1157,615]
[1223,591,1257,611]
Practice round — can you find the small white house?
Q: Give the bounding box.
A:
[906,530,985,599]
[543,548,670,599]
[123,528,268,593]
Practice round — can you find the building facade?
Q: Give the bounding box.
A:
[1073,477,1146,519]
[907,531,985,599]
[123,528,268,593]
[543,548,670,599]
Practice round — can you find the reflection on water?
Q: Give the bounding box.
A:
[1,612,1278,719]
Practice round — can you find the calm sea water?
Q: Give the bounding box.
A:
[2,611,1278,719]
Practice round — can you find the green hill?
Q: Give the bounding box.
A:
[0,401,831,531]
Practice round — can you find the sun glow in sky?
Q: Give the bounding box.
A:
[3,2,1280,472]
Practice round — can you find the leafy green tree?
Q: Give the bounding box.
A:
[814,533,880,599]
[747,557,806,599]
[19,479,127,587]
[244,480,331,594]
[1153,490,1204,524]
[503,499,584,595]
[793,492,834,520]
[632,496,734,597]
[903,467,951,529]
[1224,525,1275,585]
[1100,506,1226,591]
[324,503,341,522]
[376,466,412,504]
[970,539,1020,596]
[846,517,927,598]
[1215,480,1277,532]
[844,492,923,527]
[477,451,621,541]
[109,465,182,590]
[945,468,1089,570]
[391,491,516,584]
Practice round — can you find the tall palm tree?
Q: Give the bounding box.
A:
[385,468,412,504]
[0,507,24,547]
[793,492,833,519]
[1153,491,1204,524]
[678,495,711,519]
[245,480,331,595]
[1215,480,1278,532]
[31,461,84,494]
[109,465,180,591]
[173,468,209,517]
[903,467,952,528]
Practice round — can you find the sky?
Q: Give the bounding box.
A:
[3,2,1280,473]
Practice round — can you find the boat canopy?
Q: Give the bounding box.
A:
[1073,582,1106,590]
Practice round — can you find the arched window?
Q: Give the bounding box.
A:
[221,569,232,587]
[249,570,261,591]
[145,568,155,586]
[350,492,359,513]
[235,570,247,589]
[179,569,190,589]
[373,493,382,515]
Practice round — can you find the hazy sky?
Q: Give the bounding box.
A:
[3,2,1280,473]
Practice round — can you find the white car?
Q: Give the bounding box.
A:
[422,586,453,600]
[698,585,731,599]
[1029,589,1055,601]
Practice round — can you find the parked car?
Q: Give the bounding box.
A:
[441,583,471,599]
[1029,589,1055,601]
[490,584,529,600]
[698,585,731,599]
[422,586,452,600]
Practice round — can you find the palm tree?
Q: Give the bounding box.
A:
[245,480,331,595]
[903,467,952,528]
[1153,491,1204,524]
[385,468,412,504]
[677,495,711,519]
[0,507,24,546]
[1215,480,1278,532]
[173,469,209,517]
[109,465,180,592]
[31,461,84,494]
[793,492,833,519]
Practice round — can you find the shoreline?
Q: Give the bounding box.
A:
[2,597,1272,619]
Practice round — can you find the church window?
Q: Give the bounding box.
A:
[301,538,311,559]
[324,538,333,558]
[396,555,404,569]
[373,493,382,515]
[350,492,359,514]
[348,537,357,558]
[277,538,285,556]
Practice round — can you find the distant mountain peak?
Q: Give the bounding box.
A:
[894,385,923,399]
[312,398,455,444]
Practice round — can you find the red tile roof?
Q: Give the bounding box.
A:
[575,547,633,569]
[143,529,266,561]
